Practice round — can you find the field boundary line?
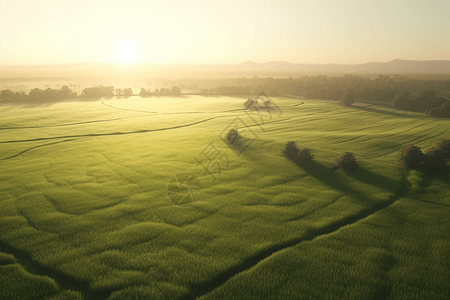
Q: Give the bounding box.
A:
[182,178,409,300]
[0,240,108,300]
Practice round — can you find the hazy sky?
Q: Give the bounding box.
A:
[0,0,449,65]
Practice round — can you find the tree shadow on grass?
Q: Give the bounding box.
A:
[298,160,379,206]
[421,165,450,185]
[346,167,402,192]
[407,165,450,206]
[351,104,420,119]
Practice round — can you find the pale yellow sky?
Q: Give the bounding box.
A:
[0,0,449,65]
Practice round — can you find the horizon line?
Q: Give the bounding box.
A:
[2,58,450,68]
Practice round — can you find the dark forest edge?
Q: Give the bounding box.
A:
[0,85,182,104]
[1,74,449,118]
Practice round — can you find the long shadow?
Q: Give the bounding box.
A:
[298,160,377,204]
[179,160,409,300]
[180,176,408,300]
[0,240,113,300]
[347,167,401,192]
[350,104,420,119]
[420,165,450,186]
[407,165,450,207]
[370,254,396,300]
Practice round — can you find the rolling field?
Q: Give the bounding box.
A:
[0,96,449,300]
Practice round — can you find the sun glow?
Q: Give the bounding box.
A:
[116,39,139,65]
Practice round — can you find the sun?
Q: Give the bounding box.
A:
[116,39,138,65]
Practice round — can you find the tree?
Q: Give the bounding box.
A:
[334,152,359,171]
[171,86,181,95]
[391,91,411,110]
[123,88,133,96]
[398,145,425,170]
[244,98,256,109]
[227,129,241,146]
[82,86,115,97]
[284,141,299,160]
[0,90,15,101]
[341,89,355,106]
[58,85,77,99]
[408,90,436,113]
[140,88,151,96]
[296,148,314,164]
[423,148,447,171]
[434,139,450,160]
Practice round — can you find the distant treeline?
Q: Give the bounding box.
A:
[139,86,181,96]
[391,90,450,118]
[0,85,78,103]
[198,75,450,100]
[0,85,182,103]
[197,74,450,118]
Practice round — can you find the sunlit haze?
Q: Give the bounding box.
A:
[116,39,139,65]
[0,0,449,65]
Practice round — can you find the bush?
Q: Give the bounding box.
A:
[398,145,425,170]
[227,128,241,146]
[284,141,299,160]
[334,152,359,171]
[283,142,314,164]
[244,98,256,109]
[296,148,314,164]
[422,149,447,171]
[434,139,450,160]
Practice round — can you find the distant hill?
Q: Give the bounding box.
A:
[231,59,450,74]
[1,59,449,79]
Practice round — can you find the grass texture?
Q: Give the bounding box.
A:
[0,96,449,299]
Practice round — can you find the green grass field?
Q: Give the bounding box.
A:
[1,96,449,300]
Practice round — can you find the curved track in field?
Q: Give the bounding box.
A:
[180,174,410,300]
[100,100,245,115]
[0,139,79,161]
[0,240,106,300]
[0,114,152,130]
[0,116,228,145]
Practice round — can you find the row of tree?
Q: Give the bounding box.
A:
[391,90,450,118]
[139,86,181,96]
[0,85,183,103]
[196,75,450,118]
[195,75,450,102]
[0,85,78,103]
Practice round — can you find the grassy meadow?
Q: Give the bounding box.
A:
[0,95,449,299]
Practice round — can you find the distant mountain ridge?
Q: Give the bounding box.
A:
[1,59,449,78]
[232,59,450,74]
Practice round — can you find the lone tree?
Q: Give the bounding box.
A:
[284,141,299,160]
[227,128,241,146]
[342,89,355,106]
[244,98,257,109]
[297,148,314,164]
[398,145,425,170]
[334,152,359,171]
